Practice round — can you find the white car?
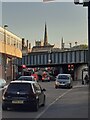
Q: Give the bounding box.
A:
[55,74,73,89]
[0,78,6,88]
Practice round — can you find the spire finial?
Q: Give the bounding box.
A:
[44,22,48,46]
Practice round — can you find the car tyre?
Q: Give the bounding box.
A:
[55,85,58,89]
[42,96,45,107]
[34,101,39,112]
[2,105,7,111]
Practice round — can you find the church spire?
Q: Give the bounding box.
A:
[44,23,48,46]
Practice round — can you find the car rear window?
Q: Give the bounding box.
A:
[58,75,69,80]
[18,76,33,81]
[6,83,33,93]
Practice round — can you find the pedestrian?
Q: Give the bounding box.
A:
[84,74,89,84]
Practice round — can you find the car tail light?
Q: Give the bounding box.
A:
[42,77,44,80]
[34,77,36,80]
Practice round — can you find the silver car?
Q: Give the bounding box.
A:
[55,74,73,89]
[0,78,6,88]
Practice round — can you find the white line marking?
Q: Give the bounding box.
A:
[34,88,72,120]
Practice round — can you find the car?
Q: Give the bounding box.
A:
[2,80,46,111]
[54,74,73,89]
[48,74,56,81]
[17,76,37,82]
[31,73,39,81]
[42,72,51,82]
[0,78,6,88]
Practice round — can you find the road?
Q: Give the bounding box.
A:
[0,80,89,119]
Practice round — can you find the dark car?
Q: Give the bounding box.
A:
[2,81,46,111]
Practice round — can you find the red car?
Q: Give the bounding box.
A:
[42,72,50,82]
[31,73,38,81]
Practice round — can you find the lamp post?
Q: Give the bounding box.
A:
[4,24,8,81]
[74,0,90,84]
[48,49,52,64]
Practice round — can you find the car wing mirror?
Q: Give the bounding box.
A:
[42,88,46,92]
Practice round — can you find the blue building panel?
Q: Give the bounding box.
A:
[72,51,75,63]
[76,51,79,63]
[44,54,47,64]
[28,55,30,65]
[67,52,71,63]
[55,53,58,64]
[41,54,43,65]
[37,55,40,65]
[31,55,34,65]
[58,52,62,64]
[63,52,67,63]
[80,51,84,62]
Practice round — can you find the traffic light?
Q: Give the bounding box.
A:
[71,65,74,71]
[68,65,71,71]
[22,64,26,69]
[68,64,74,71]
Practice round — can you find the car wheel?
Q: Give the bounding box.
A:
[68,84,72,89]
[2,105,7,111]
[70,85,73,88]
[34,101,39,112]
[55,85,58,89]
[42,96,45,107]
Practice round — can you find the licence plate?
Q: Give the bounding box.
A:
[60,83,65,85]
[12,100,24,104]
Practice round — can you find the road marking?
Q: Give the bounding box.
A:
[73,85,88,88]
[34,88,72,120]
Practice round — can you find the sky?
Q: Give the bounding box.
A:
[0,0,88,48]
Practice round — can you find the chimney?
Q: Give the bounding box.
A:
[69,43,72,48]
[29,43,31,49]
[22,38,25,50]
[26,40,29,48]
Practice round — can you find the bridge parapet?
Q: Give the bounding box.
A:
[16,49,88,67]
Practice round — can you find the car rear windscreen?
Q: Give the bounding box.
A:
[6,83,33,93]
[18,76,33,81]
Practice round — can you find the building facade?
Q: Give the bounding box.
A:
[0,26,22,80]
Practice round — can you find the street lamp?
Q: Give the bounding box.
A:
[74,0,90,84]
[4,24,8,81]
[48,49,52,64]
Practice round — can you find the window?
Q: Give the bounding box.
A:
[7,83,33,93]
[33,83,41,92]
[58,75,69,80]
[18,76,33,81]
[7,34,10,45]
